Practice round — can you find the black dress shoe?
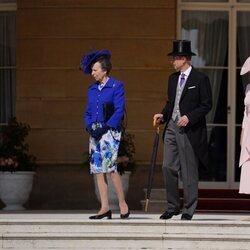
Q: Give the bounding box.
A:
[160,210,180,220]
[120,210,130,219]
[89,210,112,219]
[181,214,192,220]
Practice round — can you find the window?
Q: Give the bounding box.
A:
[179,0,250,188]
[0,3,16,124]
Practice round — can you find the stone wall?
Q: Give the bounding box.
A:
[15,0,176,209]
[16,0,176,165]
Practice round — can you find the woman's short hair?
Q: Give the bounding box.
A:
[92,56,112,74]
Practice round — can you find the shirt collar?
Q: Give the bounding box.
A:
[180,66,192,78]
[92,77,114,89]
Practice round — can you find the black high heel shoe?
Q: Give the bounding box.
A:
[120,210,130,219]
[89,210,112,219]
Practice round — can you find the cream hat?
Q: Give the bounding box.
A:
[240,56,250,75]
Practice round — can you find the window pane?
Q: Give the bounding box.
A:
[0,69,16,123]
[199,69,228,124]
[0,11,15,123]
[182,11,228,67]
[0,12,15,67]
[237,11,250,68]
[202,126,227,181]
[235,127,241,182]
[181,11,228,125]
[236,69,245,124]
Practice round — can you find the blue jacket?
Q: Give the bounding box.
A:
[84,77,125,129]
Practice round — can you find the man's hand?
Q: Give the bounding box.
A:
[177,115,189,127]
[153,114,163,126]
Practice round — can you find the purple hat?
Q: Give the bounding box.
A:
[80,49,111,74]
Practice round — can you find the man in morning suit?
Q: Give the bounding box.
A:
[153,40,212,220]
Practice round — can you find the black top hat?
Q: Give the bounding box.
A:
[168,40,196,56]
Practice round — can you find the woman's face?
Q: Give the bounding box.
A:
[91,61,107,82]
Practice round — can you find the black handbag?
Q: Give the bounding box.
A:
[103,102,114,122]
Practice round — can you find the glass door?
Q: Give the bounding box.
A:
[179,1,250,189]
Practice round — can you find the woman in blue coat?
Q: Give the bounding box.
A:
[80,49,130,219]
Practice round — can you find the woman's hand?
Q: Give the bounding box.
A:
[92,124,109,140]
[86,125,93,135]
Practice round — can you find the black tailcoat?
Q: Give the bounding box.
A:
[161,67,212,170]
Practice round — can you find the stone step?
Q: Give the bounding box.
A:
[2,232,250,249]
[1,212,250,249]
[144,188,250,200]
[142,189,250,212]
[141,198,250,213]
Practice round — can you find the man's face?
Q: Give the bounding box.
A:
[171,56,187,71]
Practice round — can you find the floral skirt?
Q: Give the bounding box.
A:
[89,128,121,174]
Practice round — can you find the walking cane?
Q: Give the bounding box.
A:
[145,119,160,212]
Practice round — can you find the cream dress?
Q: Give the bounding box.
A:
[239,84,250,194]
